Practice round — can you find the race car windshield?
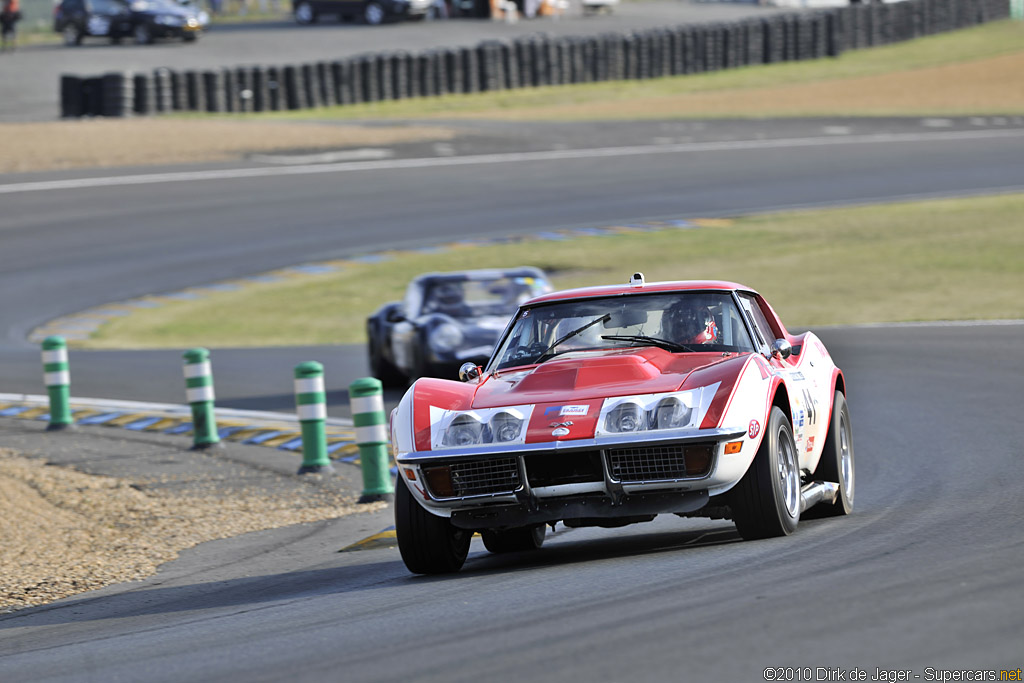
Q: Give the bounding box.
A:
[491,291,756,371]
[420,276,545,319]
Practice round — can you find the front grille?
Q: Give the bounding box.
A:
[524,451,603,488]
[443,457,520,498]
[608,444,713,483]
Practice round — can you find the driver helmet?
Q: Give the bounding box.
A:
[662,297,719,345]
[430,281,467,315]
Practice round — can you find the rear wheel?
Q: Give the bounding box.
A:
[482,525,545,554]
[730,405,801,540]
[806,391,855,518]
[395,475,471,574]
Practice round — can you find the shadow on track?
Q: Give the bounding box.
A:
[0,523,742,629]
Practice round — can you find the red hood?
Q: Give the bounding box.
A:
[470,348,737,408]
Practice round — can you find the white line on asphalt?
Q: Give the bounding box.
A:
[248,148,395,165]
[3,128,1024,195]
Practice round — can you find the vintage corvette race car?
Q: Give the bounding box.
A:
[391,274,855,574]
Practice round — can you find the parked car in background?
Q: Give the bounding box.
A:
[367,267,553,387]
[293,0,432,25]
[54,0,205,45]
[390,274,855,574]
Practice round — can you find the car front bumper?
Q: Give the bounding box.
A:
[396,426,748,528]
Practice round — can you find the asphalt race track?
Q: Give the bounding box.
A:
[1,118,1023,680]
[1,323,1022,682]
[1,117,1024,413]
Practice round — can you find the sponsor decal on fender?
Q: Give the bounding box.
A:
[748,420,761,439]
[806,436,815,453]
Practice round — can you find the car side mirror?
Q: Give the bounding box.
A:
[459,363,481,382]
[771,339,792,360]
[386,309,406,324]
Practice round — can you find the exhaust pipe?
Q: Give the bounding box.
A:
[800,481,840,513]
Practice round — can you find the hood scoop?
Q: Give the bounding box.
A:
[511,355,660,394]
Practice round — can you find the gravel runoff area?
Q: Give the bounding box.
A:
[0,417,387,614]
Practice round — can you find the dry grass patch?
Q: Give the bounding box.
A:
[0,119,455,174]
[465,51,1024,120]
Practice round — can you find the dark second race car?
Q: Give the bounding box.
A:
[367,267,552,387]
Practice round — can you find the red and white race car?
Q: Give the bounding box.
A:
[390,274,855,574]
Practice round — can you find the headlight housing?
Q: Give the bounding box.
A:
[429,322,463,354]
[155,14,183,24]
[596,387,718,437]
[431,405,533,449]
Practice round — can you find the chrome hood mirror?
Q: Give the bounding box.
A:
[771,338,792,360]
[459,363,482,382]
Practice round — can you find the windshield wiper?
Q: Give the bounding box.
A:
[601,334,696,353]
[535,314,611,363]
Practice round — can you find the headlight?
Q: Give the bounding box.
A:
[604,402,644,433]
[156,14,182,24]
[442,414,482,447]
[431,405,533,449]
[595,387,718,437]
[652,397,691,429]
[490,411,524,442]
[429,323,463,354]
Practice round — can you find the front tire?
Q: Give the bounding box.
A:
[806,391,855,518]
[482,525,545,554]
[367,327,406,389]
[730,405,801,540]
[395,475,471,574]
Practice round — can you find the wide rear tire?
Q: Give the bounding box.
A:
[730,405,801,540]
[395,476,471,574]
[482,525,545,554]
[805,391,855,518]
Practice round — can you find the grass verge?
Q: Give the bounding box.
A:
[264,20,1024,121]
[82,192,1024,349]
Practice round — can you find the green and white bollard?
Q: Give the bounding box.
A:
[295,361,334,475]
[41,336,74,431]
[183,348,221,450]
[350,377,394,503]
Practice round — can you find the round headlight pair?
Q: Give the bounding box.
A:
[441,411,524,447]
[604,397,692,433]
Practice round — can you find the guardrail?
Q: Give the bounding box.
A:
[59,0,1010,118]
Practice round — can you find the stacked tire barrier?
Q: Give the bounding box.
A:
[59,0,1010,118]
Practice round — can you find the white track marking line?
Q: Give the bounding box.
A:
[3,129,1024,195]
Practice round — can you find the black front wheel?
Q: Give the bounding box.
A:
[395,476,471,574]
[730,405,801,540]
[368,327,406,388]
